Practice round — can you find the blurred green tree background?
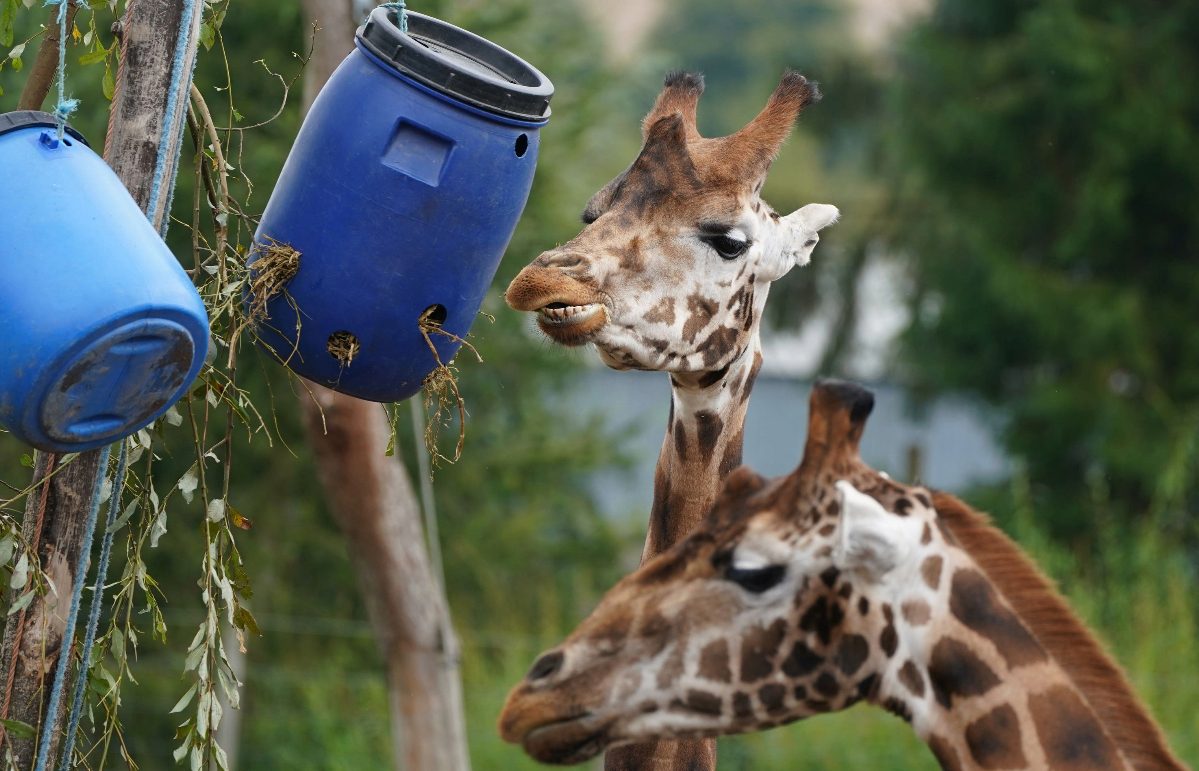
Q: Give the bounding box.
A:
[2,0,1197,768]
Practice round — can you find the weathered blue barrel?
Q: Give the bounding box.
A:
[248,8,553,402]
[0,111,210,452]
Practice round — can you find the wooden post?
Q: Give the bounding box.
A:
[297,2,471,767]
[0,1,201,767]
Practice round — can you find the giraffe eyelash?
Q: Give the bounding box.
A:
[702,233,751,260]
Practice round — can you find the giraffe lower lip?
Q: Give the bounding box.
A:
[523,715,608,764]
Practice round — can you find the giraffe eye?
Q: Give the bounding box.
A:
[702,234,751,260]
[725,563,787,593]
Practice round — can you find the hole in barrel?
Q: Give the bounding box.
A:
[420,304,448,329]
[515,134,529,157]
[327,331,361,367]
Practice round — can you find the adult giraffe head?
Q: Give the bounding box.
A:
[499,381,1186,771]
[505,70,838,375]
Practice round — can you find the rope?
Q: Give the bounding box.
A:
[31,443,111,771]
[380,1,408,34]
[0,453,56,748]
[144,0,203,236]
[55,442,128,771]
[43,0,79,139]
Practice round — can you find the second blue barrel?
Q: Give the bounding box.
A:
[249,8,553,402]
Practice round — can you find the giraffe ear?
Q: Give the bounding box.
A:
[833,481,906,581]
[759,203,840,281]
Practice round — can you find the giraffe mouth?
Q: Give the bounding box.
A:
[522,714,611,765]
[535,302,608,345]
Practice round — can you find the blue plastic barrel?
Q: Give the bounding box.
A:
[0,111,210,452]
[248,8,553,402]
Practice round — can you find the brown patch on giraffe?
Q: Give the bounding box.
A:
[933,490,1185,771]
[700,326,742,368]
[928,734,963,771]
[696,362,730,388]
[673,419,688,462]
[813,671,839,698]
[901,599,931,626]
[697,639,731,683]
[819,567,840,588]
[732,691,753,718]
[879,604,898,657]
[588,611,632,651]
[915,492,932,508]
[898,660,925,697]
[921,555,943,590]
[1028,685,1124,771]
[833,633,869,676]
[781,641,823,678]
[965,703,1027,770]
[799,596,839,646]
[858,597,869,616]
[927,637,1000,710]
[818,523,836,537]
[643,297,675,326]
[682,294,719,343]
[717,431,743,478]
[741,350,763,404]
[921,523,933,545]
[739,618,787,682]
[894,497,913,516]
[680,689,723,716]
[615,237,646,273]
[949,568,1047,669]
[694,410,723,466]
[758,683,787,713]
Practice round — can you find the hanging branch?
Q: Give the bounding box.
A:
[16,0,79,111]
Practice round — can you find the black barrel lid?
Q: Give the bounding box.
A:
[0,110,89,146]
[357,8,553,122]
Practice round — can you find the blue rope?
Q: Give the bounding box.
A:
[54,442,127,771]
[145,0,202,237]
[43,0,79,139]
[380,1,408,34]
[31,443,111,771]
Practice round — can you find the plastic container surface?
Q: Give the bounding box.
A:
[0,111,210,452]
[248,8,553,402]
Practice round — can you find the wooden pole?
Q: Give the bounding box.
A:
[0,1,201,768]
[297,2,471,767]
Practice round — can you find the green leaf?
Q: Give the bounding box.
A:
[102,67,115,100]
[231,108,243,122]
[19,454,32,468]
[0,719,35,739]
[78,47,109,66]
[105,498,139,534]
[199,21,214,51]
[169,683,198,714]
[0,537,14,568]
[7,589,33,616]
[9,552,27,589]
[0,0,18,48]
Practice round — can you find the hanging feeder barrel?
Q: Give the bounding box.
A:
[248,8,553,402]
[0,112,210,453]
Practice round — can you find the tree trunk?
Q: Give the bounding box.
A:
[300,387,470,771]
[0,2,202,768]
[296,2,470,768]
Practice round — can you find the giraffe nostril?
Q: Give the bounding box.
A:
[527,650,564,682]
[539,252,584,270]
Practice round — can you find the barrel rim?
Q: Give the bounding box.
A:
[0,110,89,146]
[356,9,554,123]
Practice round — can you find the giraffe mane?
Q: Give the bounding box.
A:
[932,491,1187,771]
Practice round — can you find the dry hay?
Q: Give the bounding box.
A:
[326,330,360,368]
[247,236,300,324]
[418,305,482,470]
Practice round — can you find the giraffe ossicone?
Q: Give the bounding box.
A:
[498,380,1188,771]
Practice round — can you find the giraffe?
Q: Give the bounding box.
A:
[505,71,837,770]
[498,380,1189,771]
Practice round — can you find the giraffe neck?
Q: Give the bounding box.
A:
[874,548,1139,771]
[643,340,763,561]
